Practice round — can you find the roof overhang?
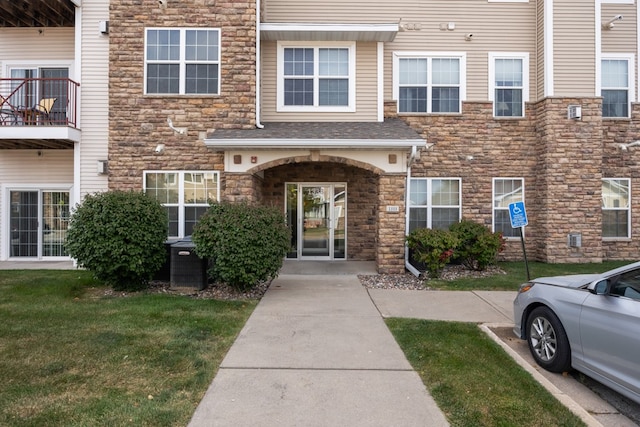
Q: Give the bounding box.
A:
[204,120,426,151]
[204,138,423,150]
[260,23,399,42]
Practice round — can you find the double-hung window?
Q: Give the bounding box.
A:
[144,171,220,238]
[277,42,355,112]
[493,178,524,238]
[394,52,465,114]
[602,178,630,238]
[408,178,461,232]
[489,53,528,117]
[601,55,633,118]
[145,28,220,95]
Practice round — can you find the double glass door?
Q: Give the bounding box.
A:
[286,183,346,260]
[9,190,70,258]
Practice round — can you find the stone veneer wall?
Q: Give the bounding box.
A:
[377,174,407,273]
[108,0,256,191]
[260,162,379,262]
[393,97,638,264]
[400,101,539,262]
[535,98,603,263]
[601,103,640,260]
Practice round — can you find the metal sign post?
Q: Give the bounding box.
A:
[509,201,530,281]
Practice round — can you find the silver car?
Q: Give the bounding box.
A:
[513,261,640,404]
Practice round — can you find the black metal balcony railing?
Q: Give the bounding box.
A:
[0,78,79,128]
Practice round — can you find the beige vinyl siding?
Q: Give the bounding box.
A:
[601,3,637,101]
[601,4,637,54]
[0,151,74,183]
[265,1,537,103]
[382,2,537,102]
[265,0,415,23]
[261,41,378,122]
[553,2,596,96]
[0,28,74,66]
[78,0,109,197]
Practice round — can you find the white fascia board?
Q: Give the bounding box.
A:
[204,138,424,150]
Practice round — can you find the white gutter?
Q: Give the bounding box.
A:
[255,0,264,129]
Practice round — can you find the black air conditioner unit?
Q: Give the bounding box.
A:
[170,239,207,290]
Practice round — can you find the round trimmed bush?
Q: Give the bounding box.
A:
[449,219,505,271]
[192,201,290,290]
[65,191,168,291]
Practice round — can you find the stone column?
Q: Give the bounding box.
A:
[223,173,263,203]
[377,174,406,273]
[535,97,603,262]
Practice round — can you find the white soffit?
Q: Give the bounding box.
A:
[260,23,399,42]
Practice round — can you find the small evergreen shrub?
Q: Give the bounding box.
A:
[65,191,168,291]
[406,228,460,278]
[449,219,505,271]
[192,201,290,290]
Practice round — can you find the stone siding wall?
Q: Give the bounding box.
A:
[601,103,640,260]
[108,0,256,190]
[402,101,539,262]
[397,97,634,264]
[535,98,603,263]
[377,174,406,273]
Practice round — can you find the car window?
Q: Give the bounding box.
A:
[610,269,640,301]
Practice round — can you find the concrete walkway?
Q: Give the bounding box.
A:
[4,259,632,425]
[188,272,449,427]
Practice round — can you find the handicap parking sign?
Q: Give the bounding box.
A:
[508,201,528,228]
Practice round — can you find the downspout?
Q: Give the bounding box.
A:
[405,145,421,277]
[255,0,264,129]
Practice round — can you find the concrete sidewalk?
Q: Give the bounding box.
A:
[188,274,449,427]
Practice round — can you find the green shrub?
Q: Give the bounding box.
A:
[65,191,168,291]
[192,202,290,291]
[449,219,505,271]
[406,228,459,278]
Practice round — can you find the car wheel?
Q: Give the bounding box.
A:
[526,306,571,373]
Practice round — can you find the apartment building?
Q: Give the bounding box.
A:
[0,0,108,262]
[2,0,639,274]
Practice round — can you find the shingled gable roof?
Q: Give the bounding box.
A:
[205,119,426,149]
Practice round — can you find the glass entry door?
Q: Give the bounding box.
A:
[9,190,70,258]
[286,183,346,260]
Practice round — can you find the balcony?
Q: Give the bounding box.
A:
[0,78,80,149]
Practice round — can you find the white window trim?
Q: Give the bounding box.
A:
[407,177,462,230]
[488,52,529,118]
[144,28,221,96]
[276,41,356,113]
[143,170,220,238]
[392,51,467,114]
[3,60,76,80]
[599,53,635,119]
[488,0,528,2]
[602,177,631,240]
[601,0,633,4]
[492,177,524,239]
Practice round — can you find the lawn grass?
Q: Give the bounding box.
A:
[387,319,585,427]
[428,260,633,290]
[0,270,256,427]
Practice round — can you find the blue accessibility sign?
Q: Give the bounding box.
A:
[508,201,528,228]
